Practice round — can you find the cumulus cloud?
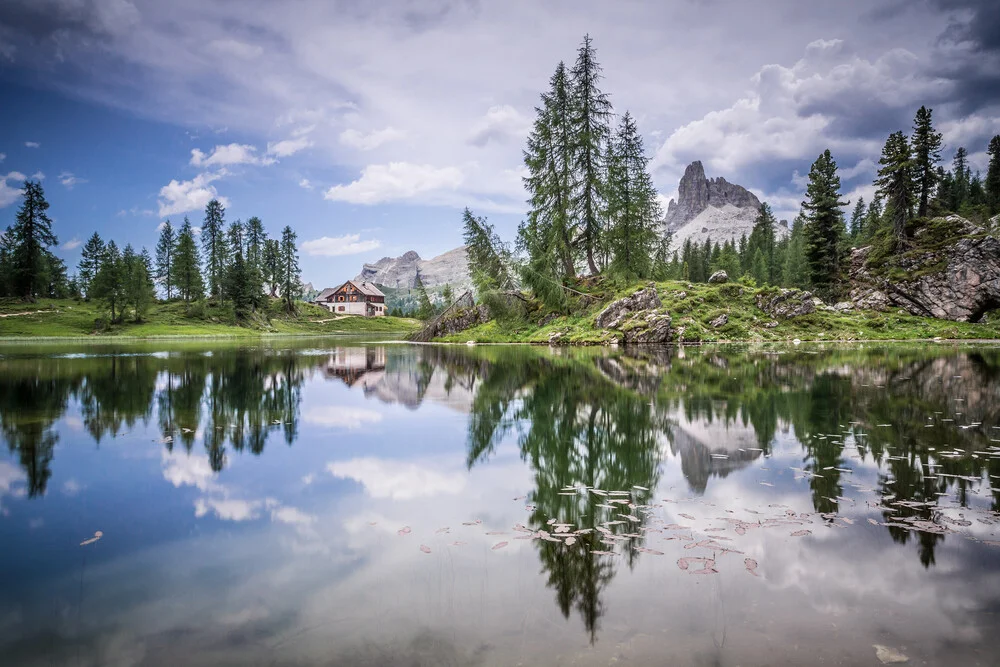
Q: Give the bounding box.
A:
[60,237,82,250]
[324,162,463,205]
[194,497,262,521]
[0,171,26,207]
[468,105,531,147]
[266,136,313,157]
[327,457,466,500]
[339,127,404,151]
[300,234,382,257]
[190,143,274,167]
[158,171,229,217]
[298,178,314,190]
[303,407,383,429]
[162,451,219,492]
[31,170,44,180]
[24,141,39,148]
[59,171,86,188]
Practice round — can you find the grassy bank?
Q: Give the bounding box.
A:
[435,280,1000,344]
[0,298,421,339]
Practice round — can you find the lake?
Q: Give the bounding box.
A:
[1,340,998,666]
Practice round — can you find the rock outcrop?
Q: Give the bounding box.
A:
[755,289,817,320]
[664,161,788,251]
[849,215,1000,322]
[708,270,729,284]
[355,247,470,289]
[595,286,673,343]
[595,286,662,329]
[410,291,489,342]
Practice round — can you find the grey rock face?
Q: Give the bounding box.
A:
[595,286,662,329]
[756,289,817,319]
[708,270,729,284]
[665,160,762,231]
[710,313,729,328]
[355,246,470,289]
[622,312,673,344]
[849,215,1000,322]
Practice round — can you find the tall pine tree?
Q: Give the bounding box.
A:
[8,181,58,301]
[747,203,778,285]
[279,226,300,314]
[801,150,848,297]
[173,217,204,303]
[569,34,612,275]
[201,198,229,302]
[986,135,1000,215]
[244,216,267,309]
[463,208,516,295]
[952,147,970,211]
[911,106,942,218]
[92,240,124,322]
[77,232,106,299]
[155,221,176,299]
[875,131,916,248]
[263,238,282,298]
[848,197,866,242]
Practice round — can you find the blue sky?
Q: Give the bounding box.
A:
[1,0,998,287]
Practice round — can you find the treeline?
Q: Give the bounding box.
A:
[462,36,1000,306]
[0,182,303,323]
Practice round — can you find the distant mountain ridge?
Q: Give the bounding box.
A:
[354,246,471,290]
[665,161,787,250]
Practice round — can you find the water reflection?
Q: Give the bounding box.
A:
[1,342,999,663]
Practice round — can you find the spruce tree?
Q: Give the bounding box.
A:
[8,180,58,301]
[414,270,434,319]
[279,226,301,314]
[155,221,176,299]
[92,240,124,322]
[569,34,612,275]
[952,147,970,211]
[986,135,1000,215]
[875,131,916,248]
[863,197,883,243]
[801,150,848,297]
[77,232,106,299]
[782,215,810,288]
[911,106,942,218]
[442,283,454,304]
[746,203,778,284]
[463,208,515,295]
[848,197,866,242]
[263,238,282,298]
[244,216,267,309]
[606,111,662,281]
[173,217,204,303]
[201,198,229,302]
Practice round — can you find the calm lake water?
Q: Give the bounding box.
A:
[1,340,999,666]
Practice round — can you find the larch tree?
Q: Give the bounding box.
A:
[605,111,661,281]
[569,34,612,275]
[801,150,848,297]
[910,106,942,218]
[8,180,58,301]
[77,232,106,299]
[875,131,916,248]
[462,208,515,296]
[279,226,300,314]
[155,220,176,299]
[201,198,229,302]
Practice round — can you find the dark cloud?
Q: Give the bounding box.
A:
[0,0,138,44]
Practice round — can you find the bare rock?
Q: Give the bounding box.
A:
[833,301,854,313]
[710,313,729,328]
[622,312,673,344]
[848,216,1000,322]
[708,270,729,284]
[755,289,816,319]
[548,331,564,345]
[595,285,662,329]
[665,160,762,231]
[763,321,779,329]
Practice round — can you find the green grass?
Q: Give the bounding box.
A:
[435,280,1000,345]
[0,297,421,339]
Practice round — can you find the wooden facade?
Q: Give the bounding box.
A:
[314,281,386,317]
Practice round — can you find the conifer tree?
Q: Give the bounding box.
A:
[414,270,434,319]
[746,203,778,284]
[442,283,453,304]
[605,111,662,280]
[77,232,106,299]
[121,245,156,322]
[848,197,866,241]
[782,215,810,288]
[801,150,848,297]
[93,240,124,321]
[863,197,883,243]
[875,131,916,248]
[155,221,176,299]
[911,106,942,218]
[173,217,204,303]
[8,180,57,301]
[986,135,1000,215]
[463,208,515,295]
[952,147,970,211]
[244,216,267,309]
[279,226,300,314]
[263,238,282,298]
[570,34,612,275]
[201,198,229,302]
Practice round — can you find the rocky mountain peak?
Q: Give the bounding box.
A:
[665,160,762,232]
[354,246,470,290]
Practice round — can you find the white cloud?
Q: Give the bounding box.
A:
[303,406,383,429]
[266,136,313,157]
[194,497,262,521]
[157,171,229,217]
[327,457,466,500]
[270,506,315,527]
[62,479,83,495]
[59,171,86,189]
[0,461,26,512]
[60,238,82,251]
[300,234,382,257]
[323,162,463,205]
[339,127,404,151]
[298,178,314,190]
[468,105,531,147]
[0,153,5,162]
[31,171,44,180]
[24,141,39,148]
[190,143,274,167]
[209,39,263,60]
[161,451,218,493]
[0,172,26,208]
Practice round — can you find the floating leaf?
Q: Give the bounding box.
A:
[435,527,450,534]
[491,541,508,550]
[397,526,412,536]
[678,513,696,521]
[873,644,910,664]
[420,545,431,554]
[744,558,760,577]
[564,536,577,546]
[790,530,812,537]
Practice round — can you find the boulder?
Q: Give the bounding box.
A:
[708,271,729,284]
[595,285,662,329]
[755,289,816,319]
[833,301,854,313]
[849,215,1000,322]
[622,313,673,344]
[710,313,728,328]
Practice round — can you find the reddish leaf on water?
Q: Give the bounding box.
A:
[492,541,509,550]
[420,545,431,554]
[790,529,812,537]
[744,558,760,576]
[398,526,412,536]
[678,513,696,521]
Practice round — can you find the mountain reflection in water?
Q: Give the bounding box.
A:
[0,341,999,666]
